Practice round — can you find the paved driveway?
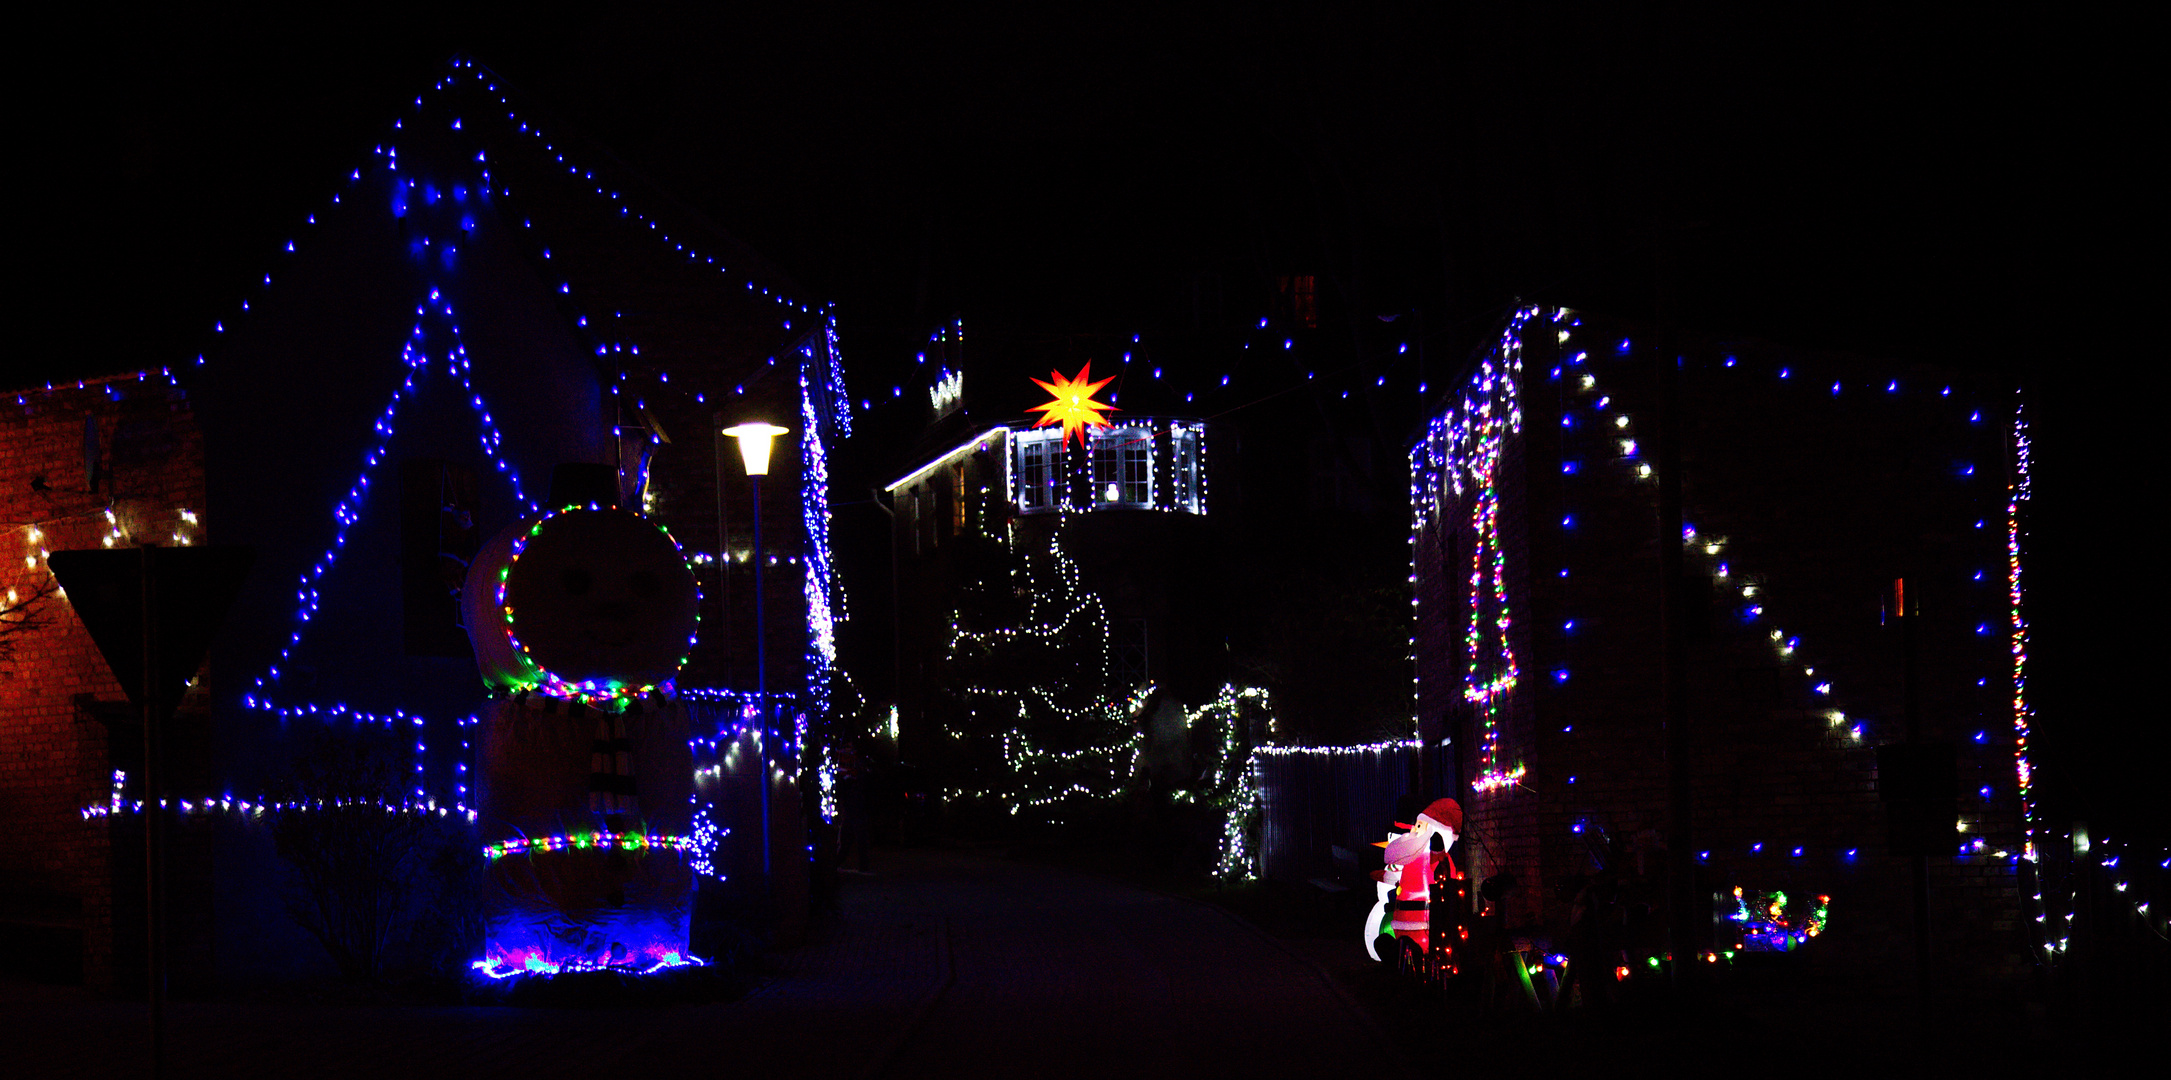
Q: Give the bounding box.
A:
[8,849,1376,1078]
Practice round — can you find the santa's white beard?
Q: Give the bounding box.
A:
[1382,831,1429,865]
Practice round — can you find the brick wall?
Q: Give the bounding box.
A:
[1414,310,2033,991]
[2,372,208,990]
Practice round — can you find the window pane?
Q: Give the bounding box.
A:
[1016,430,1059,512]
[951,462,968,534]
[1123,436,1149,504]
[1172,424,1203,514]
[1091,427,1151,507]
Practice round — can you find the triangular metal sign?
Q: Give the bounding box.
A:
[48,546,254,720]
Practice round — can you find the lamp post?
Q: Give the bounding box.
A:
[723,422,789,878]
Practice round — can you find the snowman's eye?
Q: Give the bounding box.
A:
[560,568,593,596]
[627,570,660,599]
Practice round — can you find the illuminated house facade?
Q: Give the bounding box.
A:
[884,358,1229,761]
[1410,306,2035,986]
[0,60,849,988]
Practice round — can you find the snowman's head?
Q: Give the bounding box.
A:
[471,506,700,699]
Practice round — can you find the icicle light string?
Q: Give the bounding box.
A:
[1411,306,1535,794]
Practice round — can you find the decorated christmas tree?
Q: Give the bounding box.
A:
[931,526,1144,824]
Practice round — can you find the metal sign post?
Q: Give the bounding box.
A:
[49,545,251,1078]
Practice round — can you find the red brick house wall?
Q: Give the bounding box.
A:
[1413,308,2033,990]
[1,371,208,990]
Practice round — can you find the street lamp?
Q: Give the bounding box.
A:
[723,422,789,877]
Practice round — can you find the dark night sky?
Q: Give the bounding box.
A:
[17,3,2155,833]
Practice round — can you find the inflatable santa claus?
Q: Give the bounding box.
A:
[1374,798,1463,960]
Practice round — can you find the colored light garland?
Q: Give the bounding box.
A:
[1413,308,1531,794]
[2007,404,2035,860]
[1725,886,1831,952]
[480,829,694,861]
[493,504,696,707]
[471,949,706,981]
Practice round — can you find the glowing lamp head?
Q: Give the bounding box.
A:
[723,422,791,476]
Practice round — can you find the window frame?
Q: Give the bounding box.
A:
[1170,422,1205,514]
[1091,425,1154,508]
[1013,427,1063,514]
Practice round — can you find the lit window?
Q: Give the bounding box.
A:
[1092,426,1152,507]
[1171,422,1204,514]
[1014,428,1062,513]
[951,462,968,534]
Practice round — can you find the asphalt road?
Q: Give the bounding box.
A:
[6,848,1377,1079]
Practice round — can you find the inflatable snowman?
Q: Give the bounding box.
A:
[461,504,703,978]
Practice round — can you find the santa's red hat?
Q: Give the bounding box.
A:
[1416,798,1462,833]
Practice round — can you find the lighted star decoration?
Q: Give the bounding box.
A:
[1027,363,1117,447]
